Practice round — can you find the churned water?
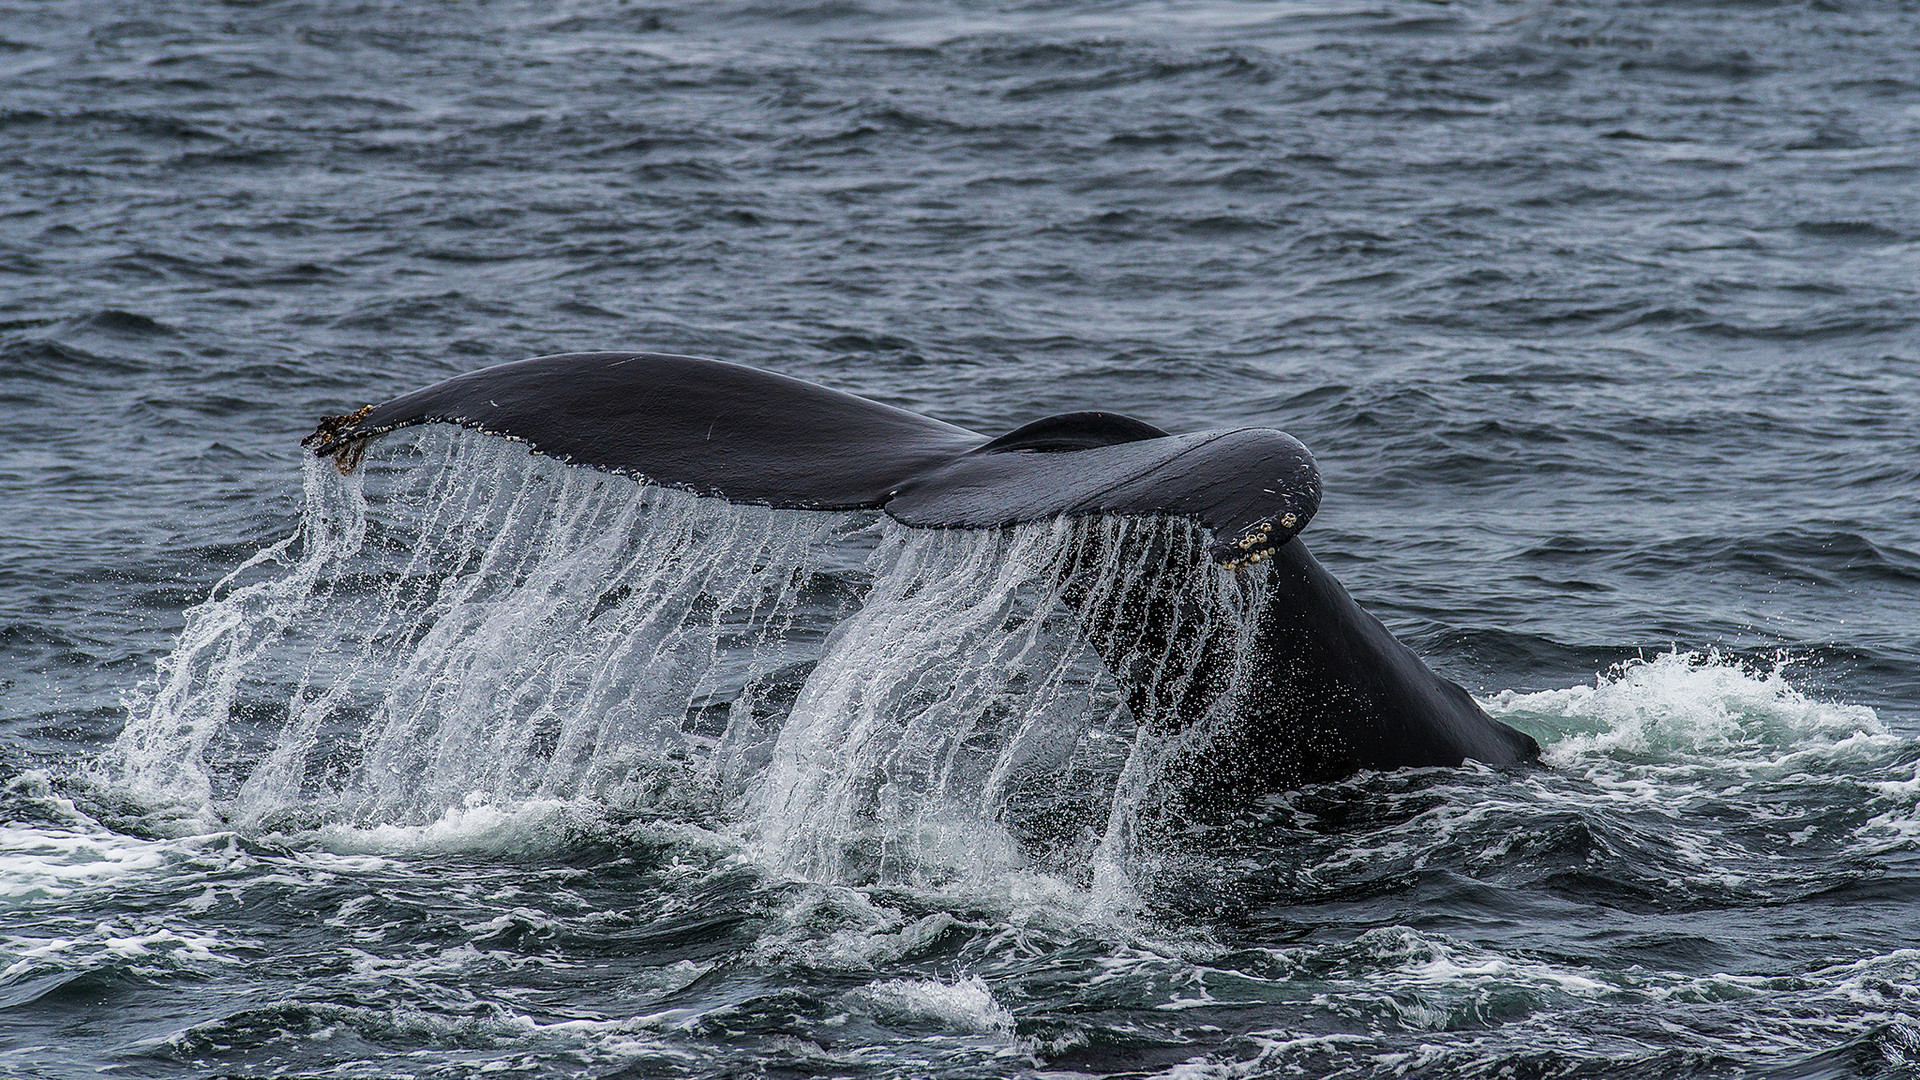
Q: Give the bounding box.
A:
[2,0,1918,1077]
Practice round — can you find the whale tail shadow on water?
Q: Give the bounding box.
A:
[306,352,1538,812]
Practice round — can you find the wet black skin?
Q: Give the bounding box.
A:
[1063,532,1539,817]
[310,352,1539,798]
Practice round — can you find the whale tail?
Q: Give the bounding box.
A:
[308,351,1537,798]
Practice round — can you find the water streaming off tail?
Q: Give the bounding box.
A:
[103,432,1263,885]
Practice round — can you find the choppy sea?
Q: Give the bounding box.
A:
[3,1,1918,1077]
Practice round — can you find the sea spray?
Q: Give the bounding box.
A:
[105,433,846,833]
[102,450,371,830]
[101,430,1263,888]
[752,518,1114,886]
[751,511,1266,887]
[1485,649,1885,768]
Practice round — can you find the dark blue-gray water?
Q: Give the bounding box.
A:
[3,1,1918,1077]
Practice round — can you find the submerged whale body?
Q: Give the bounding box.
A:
[307,352,1538,802]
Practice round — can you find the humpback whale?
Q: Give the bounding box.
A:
[306,352,1538,805]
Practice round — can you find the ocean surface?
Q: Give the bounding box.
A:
[3,0,1918,1077]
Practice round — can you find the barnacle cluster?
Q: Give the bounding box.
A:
[1215,509,1306,571]
[301,404,375,474]
[1218,519,1276,570]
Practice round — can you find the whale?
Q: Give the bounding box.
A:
[306,352,1539,804]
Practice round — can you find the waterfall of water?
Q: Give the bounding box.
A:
[104,431,1267,887]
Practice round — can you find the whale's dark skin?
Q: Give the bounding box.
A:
[1064,532,1538,816]
[308,352,1539,795]
[306,352,1323,564]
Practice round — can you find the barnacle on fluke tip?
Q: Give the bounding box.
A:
[301,403,375,474]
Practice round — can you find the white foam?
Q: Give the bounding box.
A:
[1485,649,1884,766]
[749,885,952,972]
[301,795,593,855]
[0,772,236,903]
[854,975,1016,1036]
[0,824,180,901]
[0,923,247,983]
[1158,924,1786,1025]
[1155,1033,1373,1080]
[1165,939,1920,1078]
[1864,760,1920,846]
[1322,926,1614,998]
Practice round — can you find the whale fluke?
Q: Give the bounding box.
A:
[306,352,1322,565]
[306,351,1537,797]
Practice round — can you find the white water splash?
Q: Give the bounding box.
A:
[105,433,850,834]
[101,431,1252,890]
[854,975,1016,1035]
[754,516,1195,887]
[1485,649,1884,767]
[0,772,220,902]
[103,451,370,831]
